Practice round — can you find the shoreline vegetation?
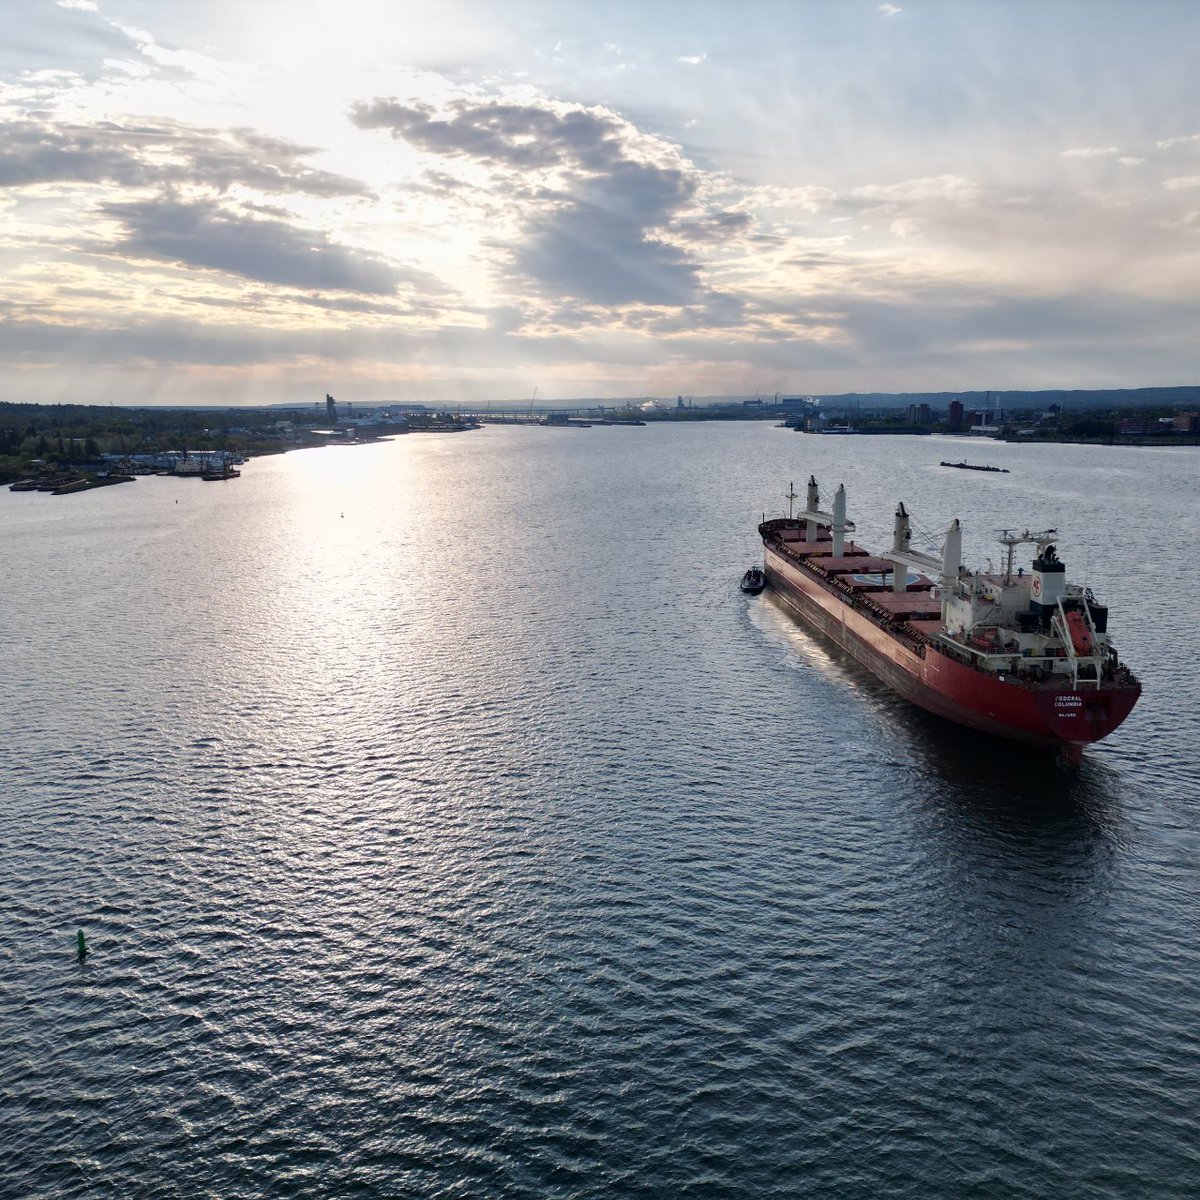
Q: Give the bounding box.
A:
[3,396,1198,490]
[0,402,479,488]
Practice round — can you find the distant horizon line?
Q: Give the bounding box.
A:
[5,384,1200,412]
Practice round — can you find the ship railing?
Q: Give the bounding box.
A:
[940,639,1044,682]
[761,517,815,537]
[934,633,1118,689]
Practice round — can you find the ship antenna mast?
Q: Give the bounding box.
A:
[999,530,1017,584]
[785,481,799,519]
[995,526,1054,585]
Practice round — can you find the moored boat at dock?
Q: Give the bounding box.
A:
[50,478,91,494]
[758,476,1140,763]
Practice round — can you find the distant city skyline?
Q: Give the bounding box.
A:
[4,0,1200,405]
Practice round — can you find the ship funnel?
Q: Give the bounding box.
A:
[1031,541,1066,615]
[832,484,848,556]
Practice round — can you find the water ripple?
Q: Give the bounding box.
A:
[2,432,1198,1197]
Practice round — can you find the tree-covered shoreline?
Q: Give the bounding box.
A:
[0,402,328,483]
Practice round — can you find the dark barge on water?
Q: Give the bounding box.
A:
[940,460,1009,473]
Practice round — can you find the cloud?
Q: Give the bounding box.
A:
[99,194,398,293]
[512,202,701,306]
[836,285,1190,367]
[5,265,1197,403]
[748,184,837,215]
[1156,134,1200,150]
[678,54,706,66]
[0,116,370,196]
[1159,208,1200,231]
[671,209,753,244]
[1060,146,1119,159]
[350,97,632,173]
[850,174,981,209]
[1118,156,1145,166]
[108,20,224,81]
[353,94,717,307]
[625,291,748,334]
[0,119,152,188]
[56,0,98,9]
[1163,176,1200,191]
[879,3,902,15]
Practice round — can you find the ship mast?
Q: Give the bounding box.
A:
[883,503,960,605]
[793,476,855,546]
[996,528,1058,584]
[805,476,821,542]
[832,484,848,556]
[997,530,1020,584]
[785,481,799,519]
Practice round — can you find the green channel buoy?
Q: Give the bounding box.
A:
[77,929,87,959]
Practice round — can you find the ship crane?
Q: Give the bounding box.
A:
[886,503,963,608]
[798,476,856,554]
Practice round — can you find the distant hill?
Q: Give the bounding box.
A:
[484,387,1200,411]
[6,386,1199,414]
[801,387,1200,411]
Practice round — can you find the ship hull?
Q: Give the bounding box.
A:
[764,545,1139,756]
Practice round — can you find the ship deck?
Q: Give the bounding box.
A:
[906,618,947,638]
[776,532,870,558]
[869,592,942,619]
[766,523,943,639]
[818,555,896,574]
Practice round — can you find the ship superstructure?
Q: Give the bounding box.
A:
[759,477,1140,763]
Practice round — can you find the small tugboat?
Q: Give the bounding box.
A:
[740,565,766,594]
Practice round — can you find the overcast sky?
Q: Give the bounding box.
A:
[3,0,1199,405]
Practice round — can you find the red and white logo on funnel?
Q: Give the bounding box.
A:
[1032,575,1042,598]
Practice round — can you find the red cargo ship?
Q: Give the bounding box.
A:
[759,477,1140,764]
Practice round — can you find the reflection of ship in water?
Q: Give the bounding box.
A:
[756,590,1123,847]
[758,475,1140,764]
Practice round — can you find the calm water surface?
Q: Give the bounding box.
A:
[2,426,1199,1198]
